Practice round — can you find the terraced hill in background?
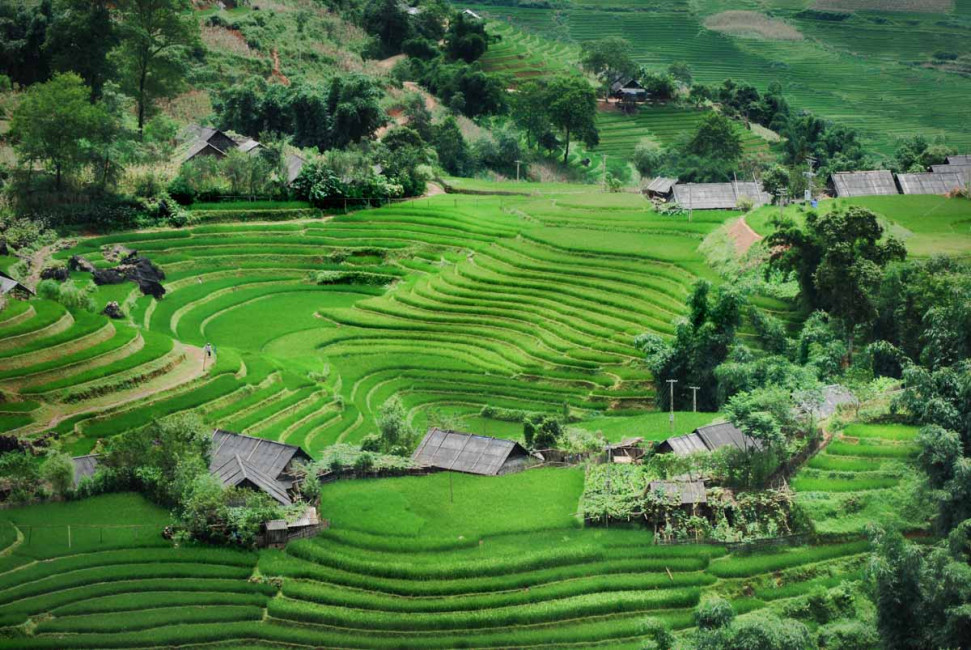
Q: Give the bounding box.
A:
[0,474,873,648]
[3,190,802,455]
[471,0,971,154]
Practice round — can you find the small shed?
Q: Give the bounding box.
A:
[0,271,34,299]
[831,171,898,198]
[645,177,678,199]
[610,77,648,103]
[412,428,534,475]
[672,181,770,210]
[657,422,761,456]
[71,454,102,488]
[649,480,707,505]
[607,437,645,463]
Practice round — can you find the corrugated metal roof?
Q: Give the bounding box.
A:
[646,177,678,194]
[649,480,707,505]
[947,155,971,166]
[182,139,227,163]
[672,182,770,210]
[831,171,898,198]
[412,428,528,475]
[286,153,305,185]
[211,429,310,482]
[71,454,101,487]
[898,172,966,195]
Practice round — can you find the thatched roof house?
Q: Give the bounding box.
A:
[897,172,966,196]
[831,171,898,198]
[657,422,761,457]
[412,428,535,475]
[672,181,770,210]
[210,429,311,505]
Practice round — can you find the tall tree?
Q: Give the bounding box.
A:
[546,74,598,165]
[510,81,551,148]
[769,206,906,355]
[45,0,118,100]
[687,112,743,162]
[0,0,53,86]
[326,74,386,147]
[9,73,112,189]
[115,0,198,132]
[579,36,636,85]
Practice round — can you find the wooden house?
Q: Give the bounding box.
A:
[607,437,645,464]
[210,429,312,505]
[671,181,770,210]
[830,171,897,198]
[609,77,648,104]
[897,172,966,196]
[644,177,678,200]
[412,428,537,475]
[0,271,33,300]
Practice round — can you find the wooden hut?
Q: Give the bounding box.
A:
[412,428,536,475]
[644,177,678,200]
[209,429,312,505]
[830,171,898,198]
[261,506,323,548]
[0,271,34,299]
[607,437,645,463]
[609,77,648,104]
[656,422,761,456]
[897,172,966,196]
[671,181,770,210]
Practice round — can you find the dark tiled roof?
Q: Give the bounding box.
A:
[412,428,528,475]
[649,480,707,505]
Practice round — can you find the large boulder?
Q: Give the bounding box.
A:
[68,255,96,273]
[101,301,124,319]
[40,266,70,282]
[118,256,166,299]
[92,268,126,285]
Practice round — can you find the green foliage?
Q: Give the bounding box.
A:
[444,13,488,64]
[39,451,74,498]
[114,0,198,130]
[523,413,561,449]
[36,279,96,312]
[433,116,473,176]
[687,112,743,163]
[637,280,744,411]
[579,36,637,86]
[546,73,599,164]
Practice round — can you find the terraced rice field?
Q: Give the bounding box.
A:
[0,476,873,647]
[1,191,799,455]
[469,4,971,153]
[596,105,772,163]
[793,423,924,534]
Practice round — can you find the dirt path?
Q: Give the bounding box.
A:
[25,244,56,292]
[727,215,763,255]
[403,81,439,110]
[376,54,406,72]
[424,182,445,198]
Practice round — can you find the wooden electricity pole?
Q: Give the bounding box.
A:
[688,386,700,412]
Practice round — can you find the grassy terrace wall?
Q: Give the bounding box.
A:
[3,189,802,455]
[0,477,874,647]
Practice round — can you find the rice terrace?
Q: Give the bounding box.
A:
[1,0,971,648]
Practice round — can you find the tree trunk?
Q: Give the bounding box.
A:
[137,60,148,134]
[562,127,570,165]
[55,163,61,190]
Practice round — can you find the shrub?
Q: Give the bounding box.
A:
[36,279,96,312]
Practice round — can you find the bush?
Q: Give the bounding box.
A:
[36,279,96,312]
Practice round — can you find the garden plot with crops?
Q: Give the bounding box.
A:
[2,190,767,456]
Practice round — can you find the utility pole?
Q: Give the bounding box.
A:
[601,154,607,192]
[688,386,700,413]
[688,184,693,223]
[515,159,521,182]
[666,379,678,434]
[777,188,789,219]
[803,155,817,202]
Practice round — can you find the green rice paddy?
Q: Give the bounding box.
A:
[0,478,872,647]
